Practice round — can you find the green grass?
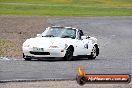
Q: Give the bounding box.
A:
[0,0,132,16]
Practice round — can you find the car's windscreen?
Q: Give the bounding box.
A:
[41,28,76,39]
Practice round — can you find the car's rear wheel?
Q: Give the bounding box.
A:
[88,46,97,60]
[23,53,31,61]
[64,47,73,61]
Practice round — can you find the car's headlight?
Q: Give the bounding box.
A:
[49,44,68,49]
[23,45,30,47]
[49,46,59,48]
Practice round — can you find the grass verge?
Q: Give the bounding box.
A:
[0,0,131,16]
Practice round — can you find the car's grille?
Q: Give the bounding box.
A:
[30,51,50,55]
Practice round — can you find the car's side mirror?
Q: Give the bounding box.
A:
[81,36,91,39]
[87,36,91,39]
[37,34,41,37]
[81,36,87,39]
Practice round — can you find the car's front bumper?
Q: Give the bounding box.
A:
[23,47,66,58]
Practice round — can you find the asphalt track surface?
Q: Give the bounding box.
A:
[0,16,132,81]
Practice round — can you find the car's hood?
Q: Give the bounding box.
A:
[23,37,73,48]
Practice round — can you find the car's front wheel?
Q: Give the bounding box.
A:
[24,57,31,61]
[88,46,97,60]
[64,47,73,61]
[23,53,31,61]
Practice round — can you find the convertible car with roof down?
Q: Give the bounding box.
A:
[22,26,99,61]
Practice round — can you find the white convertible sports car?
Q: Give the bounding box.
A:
[22,26,99,61]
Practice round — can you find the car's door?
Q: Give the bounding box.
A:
[75,39,89,55]
[73,30,89,56]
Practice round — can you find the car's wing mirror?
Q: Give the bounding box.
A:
[81,36,87,39]
[87,36,91,39]
[81,36,91,39]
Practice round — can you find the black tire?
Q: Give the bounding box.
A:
[23,53,31,61]
[88,46,97,60]
[64,47,73,61]
[95,44,99,56]
[24,58,31,61]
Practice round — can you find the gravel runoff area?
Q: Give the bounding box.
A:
[0,81,132,88]
[0,16,51,58]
